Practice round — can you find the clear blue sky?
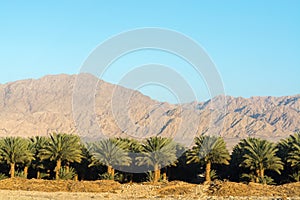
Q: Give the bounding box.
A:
[0,1,299,103]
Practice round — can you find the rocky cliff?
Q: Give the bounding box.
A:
[0,74,299,147]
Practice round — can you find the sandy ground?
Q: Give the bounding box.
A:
[0,178,299,200]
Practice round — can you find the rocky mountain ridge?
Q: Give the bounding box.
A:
[0,74,299,147]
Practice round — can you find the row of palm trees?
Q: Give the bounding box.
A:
[0,132,299,184]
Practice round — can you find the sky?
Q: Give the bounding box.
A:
[0,1,299,103]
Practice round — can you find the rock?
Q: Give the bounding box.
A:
[0,74,299,147]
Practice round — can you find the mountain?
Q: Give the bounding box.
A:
[0,74,299,148]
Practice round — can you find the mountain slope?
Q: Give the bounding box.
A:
[0,74,299,147]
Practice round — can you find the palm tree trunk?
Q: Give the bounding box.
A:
[37,170,41,179]
[255,170,260,183]
[10,163,15,178]
[259,169,265,180]
[129,173,133,183]
[74,174,78,181]
[55,159,62,180]
[107,165,112,174]
[66,165,70,173]
[111,168,115,178]
[65,162,70,172]
[107,165,115,178]
[154,164,160,183]
[162,167,167,181]
[205,161,211,183]
[24,166,28,178]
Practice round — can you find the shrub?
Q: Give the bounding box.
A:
[58,167,76,180]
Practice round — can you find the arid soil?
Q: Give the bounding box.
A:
[208,180,300,198]
[0,178,299,200]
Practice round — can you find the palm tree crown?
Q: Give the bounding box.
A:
[39,133,83,179]
[287,132,300,168]
[136,136,177,182]
[30,136,49,178]
[89,138,132,178]
[0,137,33,178]
[238,137,283,183]
[186,135,230,183]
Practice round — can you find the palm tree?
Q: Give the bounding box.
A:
[22,140,35,178]
[136,136,177,183]
[112,137,142,182]
[238,138,283,183]
[162,143,186,181]
[89,138,132,178]
[186,136,230,183]
[0,137,33,178]
[30,136,48,179]
[38,133,83,180]
[278,132,300,182]
[287,133,300,169]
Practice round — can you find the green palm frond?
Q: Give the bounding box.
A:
[287,133,300,168]
[89,138,132,168]
[186,136,230,165]
[136,136,177,168]
[0,137,33,165]
[38,133,83,163]
[236,137,283,183]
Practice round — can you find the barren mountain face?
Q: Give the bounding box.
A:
[0,74,299,147]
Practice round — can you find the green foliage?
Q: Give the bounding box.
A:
[15,170,26,178]
[99,172,115,180]
[234,138,283,184]
[0,133,299,184]
[289,171,300,182]
[136,136,177,168]
[0,137,33,165]
[113,137,142,153]
[58,167,76,180]
[136,137,177,182]
[259,176,275,185]
[89,138,132,168]
[145,171,163,182]
[29,136,49,178]
[186,136,230,182]
[99,172,124,181]
[146,171,154,182]
[39,133,83,163]
[0,137,34,177]
[287,133,300,168]
[0,173,7,180]
[210,169,218,180]
[39,172,50,179]
[39,133,83,179]
[278,133,300,167]
[186,136,230,165]
[241,172,257,183]
[241,173,275,185]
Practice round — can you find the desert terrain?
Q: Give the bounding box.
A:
[0,178,299,200]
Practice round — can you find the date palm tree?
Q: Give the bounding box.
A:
[30,136,49,178]
[0,137,33,178]
[238,138,283,183]
[279,132,300,182]
[186,135,230,183]
[22,140,35,178]
[136,136,177,183]
[287,133,300,169]
[89,138,132,179]
[112,138,142,182]
[38,133,83,180]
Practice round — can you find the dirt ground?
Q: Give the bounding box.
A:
[208,180,300,198]
[0,178,299,200]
